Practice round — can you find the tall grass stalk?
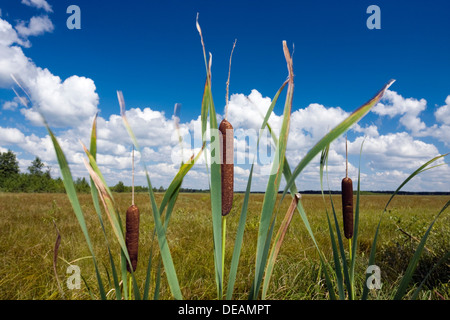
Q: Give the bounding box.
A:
[225,78,289,300]
[247,41,295,300]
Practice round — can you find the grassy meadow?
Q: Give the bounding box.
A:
[1,192,448,300]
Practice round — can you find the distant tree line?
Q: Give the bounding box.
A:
[3,150,446,195]
[0,150,208,194]
[0,150,86,193]
[110,181,208,193]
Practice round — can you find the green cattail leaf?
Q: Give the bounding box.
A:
[119,91,183,300]
[197,72,223,298]
[348,140,365,300]
[226,164,254,299]
[147,149,202,299]
[208,80,224,298]
[81,150,128,262]
[142,107,204,299]
[82,153,141,300]
[88,114,103,226]
[226,77,290,300]
[159,144,205,219]
[328,188,351,299]
[83,132,142,299]
[264,121,339,299]
[320,145,345,300]
[45,123,107,300]
[266,120,336,300]
[197,19,224,297]
[89,114,122,300]
[281,79,395,202]
[150,183,182,300]
[252,41,294,299]
[250,216,276,300]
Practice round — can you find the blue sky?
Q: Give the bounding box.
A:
[1,0,449,191]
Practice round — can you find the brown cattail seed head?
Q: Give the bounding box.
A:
[219,119,234,216]
[126,204,140,272]
[341,177,354,239]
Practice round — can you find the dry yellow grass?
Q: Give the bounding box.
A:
[0,192,448,299]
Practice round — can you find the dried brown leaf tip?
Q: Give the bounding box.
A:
[219,119,234,216]
[126,204,140,272]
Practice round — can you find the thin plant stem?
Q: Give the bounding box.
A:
[132,146,135,206]
[345,134,348,178]
[225,39,237,121]
[128,273,132,300]
[348,239,355,300]
[348,238,352,263]
[221,215,227,299]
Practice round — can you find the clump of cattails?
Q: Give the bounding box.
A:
[342,135,353,239]
[126,147,140,272]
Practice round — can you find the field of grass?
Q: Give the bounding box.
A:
[1,192,448,300]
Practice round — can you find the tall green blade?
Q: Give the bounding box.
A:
[226,78,289,300]
[251,42,294,299]
[250,217,276,300]
[82,147,129,263]
[119,91,183,300]
[151,183,183,300]
[266,120,336,300]
[159,146,205,222]
[89,114,122,300]
[45,123,106,299]
[349,140,364,300]
[208,81,224,298]
[81,150,142,300]
[197,18,224,298]
[225,164,254,299]
[320,145,345,299]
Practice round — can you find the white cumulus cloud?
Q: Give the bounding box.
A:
[15,15,54,38]
[435,95,450,125]
[0,16,99,128]
[373,89,428,135]
[21,0,53,12]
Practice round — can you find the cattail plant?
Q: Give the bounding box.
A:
[218,39,236,298]
[126,147,140,273]
[342,135,353,240]
[220,39,236,217]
